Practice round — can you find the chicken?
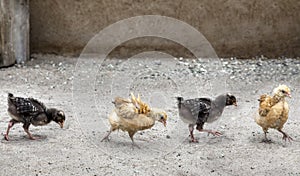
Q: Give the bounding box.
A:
[255,85,292,142]
[4,93,65,140]
[101,93,167,147]
[177,93,237,142]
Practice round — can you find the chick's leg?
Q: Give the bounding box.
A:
[261,129,272,143]
[4,119,17,141]
[23,123,35,140]
[128,131,139,149]
[101,128,113,142]
[196,123,222,136]
[278,129,293,142]
[188,124,197,142]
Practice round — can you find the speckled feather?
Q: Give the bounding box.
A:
[180,98,211,123]
[8,95,47,115]
[7,93,48,124]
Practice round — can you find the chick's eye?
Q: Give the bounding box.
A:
[160,115,164,120]
[281,90,286,93]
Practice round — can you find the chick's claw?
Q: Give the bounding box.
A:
[190,138,198,143]
[261,139,272,143]
[278,129,293,142]
[131,143,141,149]
[282,134,293,142]
[100,137,109,142]
[198,129,222,136]
[29,136,37,140]
[207,130,222,136]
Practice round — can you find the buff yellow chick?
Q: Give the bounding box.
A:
[101,93,167,147]
[256,85,292,142]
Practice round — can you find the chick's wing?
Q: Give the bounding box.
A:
[258,94,273,116]
[183,98,211,122]
[113,97,139,119]
[264,101,289,128]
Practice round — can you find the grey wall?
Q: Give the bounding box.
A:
[1,0,29,67]
[30,0,300,58]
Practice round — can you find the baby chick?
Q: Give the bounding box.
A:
[256,85,292,142]
[4,93,65,140]
[177,93,237,142]
[101,93,167,148]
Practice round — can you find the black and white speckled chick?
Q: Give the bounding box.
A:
[4,93,65,140]
[177,93,237,142]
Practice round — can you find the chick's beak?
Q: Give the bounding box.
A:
[58,121,64,128]
[233,102,237,106]
[287,93,292,98]
[160,119,167,127]
[163,120,167,127]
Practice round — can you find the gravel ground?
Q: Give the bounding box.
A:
[0,54,300,176]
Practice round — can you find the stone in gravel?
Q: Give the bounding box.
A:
[154,60,162,65]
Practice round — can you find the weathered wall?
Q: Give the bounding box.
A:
[30,0,300,58]
[1,0,29,67]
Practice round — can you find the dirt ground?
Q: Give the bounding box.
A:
[0,54,300,176]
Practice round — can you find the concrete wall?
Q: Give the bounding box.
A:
[30,0,300,58]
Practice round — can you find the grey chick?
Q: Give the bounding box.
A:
[177,93,237,142]
[4,93,65,141]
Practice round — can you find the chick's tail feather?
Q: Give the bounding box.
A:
[176,97,183,102]
[176,97,183,108]
[8,93,14,98]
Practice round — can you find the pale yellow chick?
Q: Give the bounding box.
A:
[255,85,292,142]
[101,93,167,147]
